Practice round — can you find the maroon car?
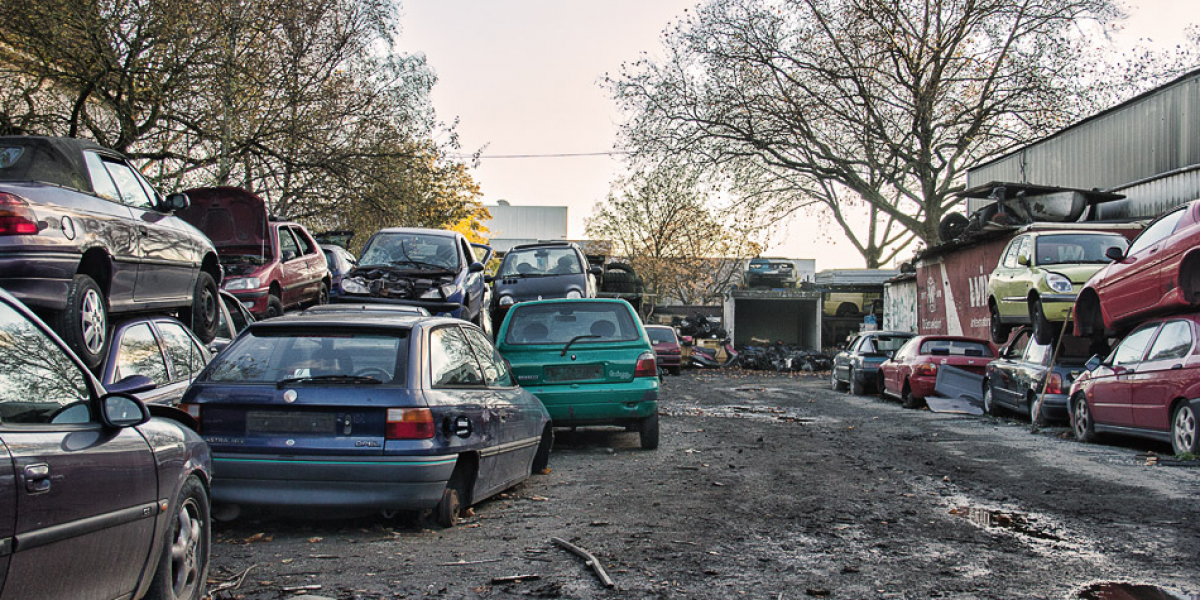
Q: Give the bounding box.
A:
[879,335,996,409]
[178,187,330,318]
[645,325,682,375]
[1069,313,1200,455]
[1075,199,1200,338]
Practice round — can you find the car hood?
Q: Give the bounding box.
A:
[177,186,269,248]
[1039,263,1106,284]
[344,265,458,300]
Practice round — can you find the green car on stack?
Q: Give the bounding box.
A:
[495,298,661,449]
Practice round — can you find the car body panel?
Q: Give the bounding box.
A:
[879,336,995,401]
[831,331,915,392]
[988,231,1128,324]
[321,243,357,300]
[744,258,795,288]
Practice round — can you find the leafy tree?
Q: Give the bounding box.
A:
[608,0,1174,267]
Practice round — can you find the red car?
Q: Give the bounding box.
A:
[1075,199,1200,338]
[879,336,996,409]
[645,325,682,375]
[1069,313,1200,455]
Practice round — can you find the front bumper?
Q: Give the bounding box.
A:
[1039,293,1079,321]
[211,452,458,509]
[226,288,269,314]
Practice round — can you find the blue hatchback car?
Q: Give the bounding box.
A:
[180,311,551,526]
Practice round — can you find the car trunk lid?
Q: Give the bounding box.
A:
[504,340,649,386]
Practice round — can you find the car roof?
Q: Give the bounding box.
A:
[644,325,674,330]
[371,227,459,239]
[246,311,454,331]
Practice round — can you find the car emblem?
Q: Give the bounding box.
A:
[286,439,295,446]
[283,389,297,403]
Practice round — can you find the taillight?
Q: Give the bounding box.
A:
[634,351,657,378]
[179,403,201,431]
[0,192,38,235]
[386,408,435,439]
[1046,373,1063,395]
[916,363,938,376]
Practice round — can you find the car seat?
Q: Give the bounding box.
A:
[590,320,616,339]
[522,322,549,343]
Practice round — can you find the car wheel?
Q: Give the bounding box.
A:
[639,412,660,450]
[265,294,284,319]
[836,302,858,317]
[830,368,847,392]
[982,382,997,416]
[145,475,209,600]
[901,383,922,409]
[54,274,108,370]
[849,368,864,395]
[532,426,553,473]
[184,272,219,344]
[316,282,329,306]
[989,303,1011,344]
[1031,298,1056,346]
[1071,393,1098,443]
[1171,400,1199,455]
[434,485,462,528]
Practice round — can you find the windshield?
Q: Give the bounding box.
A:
[504,301,640,345]
[499,247,582,277]
[359,233,459,270]
[204,329,409,384]
[867,334,913,353]
[1034,233,1128,266]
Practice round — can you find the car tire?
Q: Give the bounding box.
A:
[184,272,219,344]
[989,302,1011,344]
[849,368,865,395]
[901,383,922,409]
[1171,400,1199,455]
[532,426,553,473]
[1031,299,1055,346]
[145,475,210,600]
[1071,393,1098,443]
[639,412,660,450]
[434,485,462,528]
[982,382,998,416]
[830,369,846,392]
[836,302,859,317]
[1028,394,1046,427]
[265,294,284,319]
[53,274,108,371]
[316,282,329,306]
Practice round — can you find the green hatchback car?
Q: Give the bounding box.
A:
[987,230,1128,346]
[495,299,661,449]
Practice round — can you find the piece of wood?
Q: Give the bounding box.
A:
[439,558,502,566]
[551,537,615,589]
[491,574,541,583]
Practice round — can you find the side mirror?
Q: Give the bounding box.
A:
[106,374,157,395]
[1085,354,1102,371]
[1105,246,1125,261]
[469,261,485,273]
[1017,254,1030,266]
[99,393,151,428]
[161,192,190,212]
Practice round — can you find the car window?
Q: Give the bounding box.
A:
[1146,320,1193,362]
[430,326,485,386]
[279,228,301,261]
[463,327,514,387]
[205,330,407,383]
[323,249,340,272]
[646,327,677,344]
[1000,238,1020,269]
[0,301,93,424]
[1005,329,1031,358]
[291,227,316,256]
[360,233,459,270]
[1127,208,1184,256]
[1015,236,1032,265]
[504,301,639,345]
[157,321,207,382]
[1107,324,1158,367]
[872,334,912,354]
[115,323,169,385]
[919,339,993,357]
[83,152,122,202]
[1034,234,1128,266]
[499,247,584,277]
[101,159,155,209]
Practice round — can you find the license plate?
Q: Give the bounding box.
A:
[544,364,603,382]
[246,411,337,434]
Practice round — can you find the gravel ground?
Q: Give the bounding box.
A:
[207,370,1200,600]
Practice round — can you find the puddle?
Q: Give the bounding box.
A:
[948,506,1061,541]
[1075,582,1199,600]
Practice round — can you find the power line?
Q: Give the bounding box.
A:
[452,151,629,160]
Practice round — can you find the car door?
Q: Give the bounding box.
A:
[0,299,157,600]
[277,226,306,307]
[154,319,211,405]
[1131,319,1193,431]
[1101,209,1185,320]
[79,152,140,303]
[463,326,539,485]
[993,329,1031,409]
[990,236,1025,318]
[290,226,324,302]
[835,336,859,382]
[1088,323,1159,427]
[427,325,499,495]
[107,320,173,405]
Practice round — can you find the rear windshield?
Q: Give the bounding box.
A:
[498,247,582,277]
[919,339,994,357]
[505,302,639,345]
[1034,233,1128,266]
[0,141,89,191]
[204,329,409,384]
[646,327,677,344]
[865,334,912,353]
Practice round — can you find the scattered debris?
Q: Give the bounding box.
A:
[552,537,616,589]
[492,574,541,584]
[440,558,502,566]
[207,565,255,595]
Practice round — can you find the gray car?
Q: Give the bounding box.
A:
[488,241,601,325]
[831,330,915,395]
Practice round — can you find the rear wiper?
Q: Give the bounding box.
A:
[561,334,601,356]
[276,375,383,388]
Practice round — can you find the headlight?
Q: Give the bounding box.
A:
[224,277,260,291]
[566,290,582,299]
[342,278,369,294]
[1045,272,1073,293]
[499,295,515,306]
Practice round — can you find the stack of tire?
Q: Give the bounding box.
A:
[601,263,644,312]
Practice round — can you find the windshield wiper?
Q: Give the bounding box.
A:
[561,334,601,356]
[391,259,453,271]
[276,375,383,388]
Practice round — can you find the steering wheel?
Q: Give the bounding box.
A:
[355,367,391,382]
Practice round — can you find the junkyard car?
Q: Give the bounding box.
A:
[496,299,661,449]
[1075,199,1200,339]
[178,186,330,319]
[744,257,795,288]
[645,324,682,375]
[878,335,995,409]
[983,326,1092,424]
[987,229,1129,345]
[489,241,600,325]
[0,286,212,600]
[180,311,550,526]
[100,315,213,406]
[1069,314,1200,455]
[830,330,915,395]
[0,135,222,368]
[337,228,493,329]
[322,243,357,300]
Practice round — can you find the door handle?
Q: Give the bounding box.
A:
[24,463,50,494]
[1172,364,1183,370]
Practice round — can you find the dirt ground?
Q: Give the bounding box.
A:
[206,370,1200,600]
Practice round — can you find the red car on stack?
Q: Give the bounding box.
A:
[878,336,996,409]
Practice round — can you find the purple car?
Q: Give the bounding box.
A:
[0,286,212,599]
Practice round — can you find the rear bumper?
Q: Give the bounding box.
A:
[525,382,659,426]
[0,252,81,311]
[211,452,457,509]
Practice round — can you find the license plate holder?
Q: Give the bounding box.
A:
[544,364,603,382]
[246,411,337,434]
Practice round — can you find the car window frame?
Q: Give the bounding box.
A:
[1107,323,1160,367]
[428,324,487,389]
[154,319,208,383]
[1127,207,1185,256]
[278,226,302,262]
[0,298,102,427]
[461,326,515,388]
[1145,319,1194,363]
[113,321,171,386]
[99,157,156,210]
[1000,237,1020,269]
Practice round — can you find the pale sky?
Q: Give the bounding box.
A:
[401,1,1195,270]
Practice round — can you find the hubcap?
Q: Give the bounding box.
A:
[1175,406,1197,453]
[1074,398,1090,437]
[80,289,106,354]
[170,498,203,596]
